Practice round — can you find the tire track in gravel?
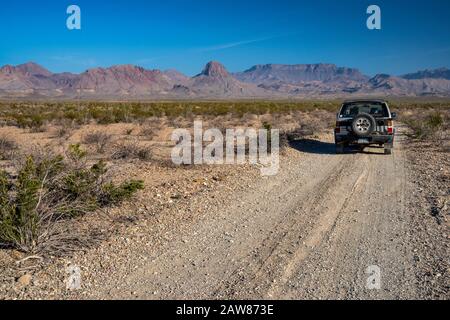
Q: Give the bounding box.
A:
[216,157,369,299]
[265,159,370,299]
[279,128,416,300]
[89,126,418,300]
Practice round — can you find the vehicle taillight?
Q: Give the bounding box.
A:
[387,120,394,134]
[335,122,340,133]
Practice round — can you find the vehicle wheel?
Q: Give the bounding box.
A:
[384,142,393,155]
[351,113,376,137]
[336,144,344,154]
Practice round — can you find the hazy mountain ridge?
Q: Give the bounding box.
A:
[401,67,450,80]
[0,61,449,99]
[233,63,369,84]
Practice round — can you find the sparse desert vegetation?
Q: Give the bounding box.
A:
[0,100,341,258]
[0,102,310,254]
[0,101,341,128]
[0,99,448,256]
[0,99,448,299]
[0,144,143,254]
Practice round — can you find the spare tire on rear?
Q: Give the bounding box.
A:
[351,113,376,137]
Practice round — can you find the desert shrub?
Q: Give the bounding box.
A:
[56,127,70,138]
[0,144,144,253]
[83,131,112,153]
[427,112,444,130]
[54,121,76,138]
[98,180,144,206]
[405,111,446,140]
[0,136,18,160]
[29,114,46,132]
[140,118,164,139]
[111,141,151,161]
[12,113,47,132]
[136,148,152,161]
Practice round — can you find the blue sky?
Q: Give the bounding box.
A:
[0,0,449,76]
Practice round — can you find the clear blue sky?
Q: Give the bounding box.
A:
[1,0,449,76]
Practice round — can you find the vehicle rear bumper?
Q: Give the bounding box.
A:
[335,134,394,145]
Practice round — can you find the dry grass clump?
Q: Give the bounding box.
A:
[0,135,18,160]
[83,131,113,153]
[111,141,151,161]
[139,119,165,140]
[54,125,75,139]
[139,126,159,141]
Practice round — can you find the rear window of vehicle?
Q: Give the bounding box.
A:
[339,102,389,118]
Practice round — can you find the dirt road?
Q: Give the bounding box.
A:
[86,127,422,300]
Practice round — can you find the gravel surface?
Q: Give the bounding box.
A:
[0,125,448,300]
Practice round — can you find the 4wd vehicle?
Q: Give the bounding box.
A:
[334,100,396,154]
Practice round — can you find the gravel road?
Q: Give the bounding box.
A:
[89,127,422,300]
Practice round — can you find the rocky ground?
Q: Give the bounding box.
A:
[0,124,448,300]
[404,139,449,299]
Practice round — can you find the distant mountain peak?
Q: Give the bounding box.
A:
[200,61,229,78]
[16,62,52,76]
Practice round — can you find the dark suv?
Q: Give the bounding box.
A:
[334,100,396,154]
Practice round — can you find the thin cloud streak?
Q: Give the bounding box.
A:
[133,32,299,70]
[196,33,297,53]
[198,37,275,52]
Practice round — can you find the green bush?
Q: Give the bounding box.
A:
[0,145,144,253]
[427,112,444,130]
[405,112,446,140]
[99,180,145,206]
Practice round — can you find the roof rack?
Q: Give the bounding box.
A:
[343,99,387,104]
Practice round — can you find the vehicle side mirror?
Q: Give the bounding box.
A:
[391,112,397,119]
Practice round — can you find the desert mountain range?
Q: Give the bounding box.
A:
[1,61,449,99]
